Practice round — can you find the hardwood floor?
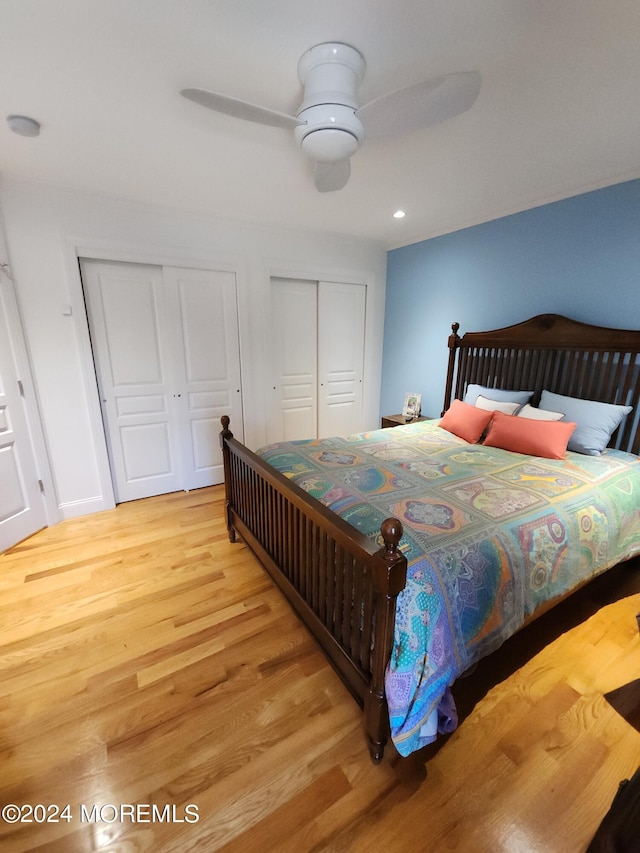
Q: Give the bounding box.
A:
[1,486,639,852]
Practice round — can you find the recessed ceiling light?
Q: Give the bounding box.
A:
[393,210,406,219]
[7,115,41,137]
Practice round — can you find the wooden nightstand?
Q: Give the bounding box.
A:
[381,414,430,429]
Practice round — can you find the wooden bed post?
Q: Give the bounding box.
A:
[219,416,236,543]
[365,517,407,763]
[443,322,461,415]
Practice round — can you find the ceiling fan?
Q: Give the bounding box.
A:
[181,42,481,193]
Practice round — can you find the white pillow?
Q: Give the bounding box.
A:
[475,395,520,415]
[516,403,565,422]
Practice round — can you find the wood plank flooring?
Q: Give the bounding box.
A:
[1,486,639,852]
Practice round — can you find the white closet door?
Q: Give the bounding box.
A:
[82,259,243,502]
[163,266,243,490]
[269,279,318,442]
[0,277,46,551]
[81,260,182,502]
[318,281,365,438]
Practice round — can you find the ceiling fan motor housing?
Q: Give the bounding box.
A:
[295,42,365,162]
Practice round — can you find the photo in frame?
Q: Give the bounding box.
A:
[402,392,422,419]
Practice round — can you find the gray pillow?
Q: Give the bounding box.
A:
[539,390,633,456]
[464,384,534,407]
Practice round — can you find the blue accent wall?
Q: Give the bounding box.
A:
[381,179,640,421]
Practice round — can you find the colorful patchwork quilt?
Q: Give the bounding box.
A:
[256,420,640,756]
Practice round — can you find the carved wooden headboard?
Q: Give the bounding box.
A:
[443,314,640,454]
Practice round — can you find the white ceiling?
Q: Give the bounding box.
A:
[2,0,639,249]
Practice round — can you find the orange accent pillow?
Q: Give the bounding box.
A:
[483,411,577,459]
[439,399,494,444]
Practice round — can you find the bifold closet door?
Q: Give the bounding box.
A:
[81,259,242,502]
[163,266,243,491]
[269,279,318,442]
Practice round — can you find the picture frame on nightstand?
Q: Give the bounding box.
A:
[402,392,422,419]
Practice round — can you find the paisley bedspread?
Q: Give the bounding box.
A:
[256,419,640,756]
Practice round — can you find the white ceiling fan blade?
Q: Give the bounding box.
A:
[180,88,305,130]
[314,158,351,192]
[356,71,481,139]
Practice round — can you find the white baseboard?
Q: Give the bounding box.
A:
[58,495,115,520]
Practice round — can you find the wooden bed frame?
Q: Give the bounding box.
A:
[220,314,640,762]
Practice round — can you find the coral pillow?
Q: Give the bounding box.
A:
[483,411,576,459]
[439,399,494,444]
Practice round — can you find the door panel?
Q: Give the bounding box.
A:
[0,278,46,551]
[269,279,317,442]
[120,422,174,481]
[318,281,365,438]
[81,260,182,502]
[164,266,243,490]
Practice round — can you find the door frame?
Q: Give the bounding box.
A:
[64,237,247,508]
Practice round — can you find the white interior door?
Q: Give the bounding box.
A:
[318,281,365,438]
[82,260,182,502]
[0,276,47,551]
[82,259,243,502]
[268,278,366,442]
[164,266,243,490]
[269,279,318,442]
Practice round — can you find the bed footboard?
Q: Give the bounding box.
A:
[220,417,407,762]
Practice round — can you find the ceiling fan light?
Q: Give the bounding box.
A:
[295,103,364,162]
[300,128,359,162]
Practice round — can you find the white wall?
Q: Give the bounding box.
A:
[0,179,387,521]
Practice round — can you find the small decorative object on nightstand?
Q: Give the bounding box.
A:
[402,392,422,419]
[381,414,429,429]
